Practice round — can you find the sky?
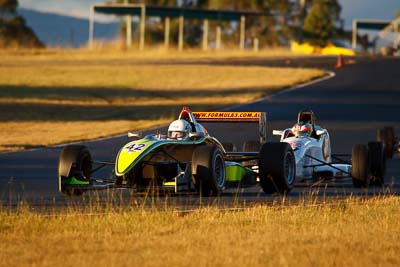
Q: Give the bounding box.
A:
[19,0,107,21]
[19,0,400,30]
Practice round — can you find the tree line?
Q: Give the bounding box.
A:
[0,0,345,49]
[0,0,43,48]
[117,0,343,48]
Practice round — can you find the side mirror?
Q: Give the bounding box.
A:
[128,132,142,139]
[189,132,205,139]
[316,130,325,136]
[273,130,283,136]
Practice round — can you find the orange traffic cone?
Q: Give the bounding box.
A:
[334,54,344,68]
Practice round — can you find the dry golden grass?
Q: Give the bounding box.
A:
[0,64,321,95]
[0,50,324,151]
[0,120,171,151]
[1,197,399,267]
[0,47,299,63]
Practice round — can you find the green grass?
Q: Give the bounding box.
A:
[1,196,399,267]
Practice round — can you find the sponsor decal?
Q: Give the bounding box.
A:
[193,112,260,120]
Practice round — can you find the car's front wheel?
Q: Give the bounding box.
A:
[368,141,385,186]
[58,145,92,196]
[192,146,225,196]
[258,142,295,194]
[351,144,369,188]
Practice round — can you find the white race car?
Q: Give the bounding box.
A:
[272,109,386,188]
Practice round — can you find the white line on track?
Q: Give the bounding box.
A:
[1,71,336,155]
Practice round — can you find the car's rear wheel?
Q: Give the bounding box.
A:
[368,141,385,186]
[258,142,295,194]
[58,145,92,196]
[351,144,369,188]
[192,146,225,196]
[378,127,395,159]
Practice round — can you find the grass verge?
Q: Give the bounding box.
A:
[0,50,324,151]
[0,47,300,62]
[1,196,399,267]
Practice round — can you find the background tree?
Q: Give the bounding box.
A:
[253,0,292,47]
[114,0,342,49]
[196,0,292,47]
[302,0,336,47]
[117,0,177,46]
[0,0,43,47]
[0,0,17,17]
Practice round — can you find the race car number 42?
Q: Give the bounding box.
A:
[125,143,146,152]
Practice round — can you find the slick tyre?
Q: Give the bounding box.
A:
[368,141,385,186]
[258,142,295,194]
[192,146,225,196]
[351,144,369,188]
[378,127,394,159]
[58,145,92,196]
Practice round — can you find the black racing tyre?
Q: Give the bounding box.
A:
[258,142,295,194]
[222,142,237,152]
[378,127,394,159]
[58,145,92,196]
[192,146,225,196]
[351,144,369,188]
[384,127,395,159]
[368,141,385,186]
[243,140,261,152]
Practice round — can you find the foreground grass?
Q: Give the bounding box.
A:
[0,50,324,151]
[1,197,400,267]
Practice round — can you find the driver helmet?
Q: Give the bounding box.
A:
[168,120,191,140]
[292,121,312,138]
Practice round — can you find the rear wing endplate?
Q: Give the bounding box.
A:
[193,111,267,144]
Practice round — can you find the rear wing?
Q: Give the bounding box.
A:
[193,111,267,144]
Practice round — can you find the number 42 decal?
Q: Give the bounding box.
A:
[125,143,146,152]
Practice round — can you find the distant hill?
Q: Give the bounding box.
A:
[17,8,120,48]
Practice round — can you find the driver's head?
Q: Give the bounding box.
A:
[168,120,191,140]
[292,122,312,137]
[298,108,315,126]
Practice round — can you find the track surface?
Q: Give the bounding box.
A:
[1,56,399,209]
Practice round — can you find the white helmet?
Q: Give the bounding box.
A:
[168,120,191,140]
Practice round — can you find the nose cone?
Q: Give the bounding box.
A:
[116,139,157,175]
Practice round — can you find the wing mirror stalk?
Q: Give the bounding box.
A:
[128,132,142,139]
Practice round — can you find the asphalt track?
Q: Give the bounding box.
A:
[1,56,399,210]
